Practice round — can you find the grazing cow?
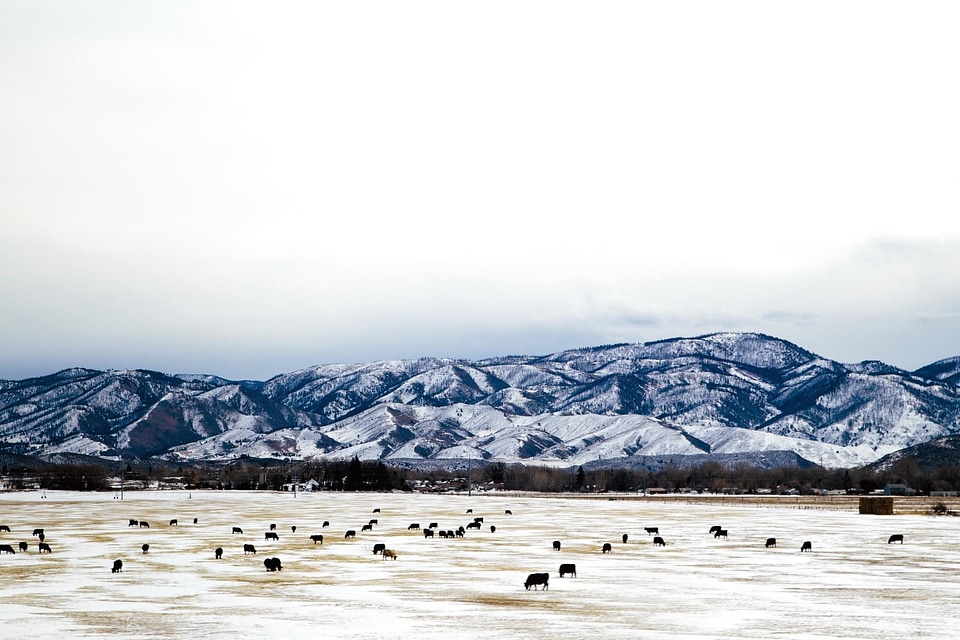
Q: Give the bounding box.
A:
[369,519,378,526]
[559,563,577,578]
[232,527,244,535]
[111,559,123,573]
[139,521,150,528]
[345,530,356,539]
[169,519,178,526]
[361,524,373,532]
[455,529,464,538]
[291,526,297,533]
[141,544,149,554]
[473,517,484,524]
[466,509,473,514]
[524,573,549,591]
[709,525,722,534]
[373,508,380,513]
[602,543,612,553]
[801,541,812,552]
[33,529,44,537]
[765,538,777,548]
[382,549,397,560]
[714,529,728,539]
[19,542,28,552]
[505,510,512,515]
[128,520,139,527]
[428,522,438,529]
[322,521,330,528]
[552,540,561,551]
[270,524,277,531]
[0,525,11,533]
[265,532,279,541]
[264,557,282,572]
[645,527,659,535]
[38,532,45,542]
[407,523,420,530]
[622,534,628,544]
[438,530,448,538]
[888,534,904,544]
[373,543,386,555]
[653,536,666,547]
[490,526,496,533]
[215,547,223,559]
[243,544,257,554]
[310,535,324,544]
[466,522,481,530]
[0,544,15,554]
[423,529,434,538]
[446,530,455,538]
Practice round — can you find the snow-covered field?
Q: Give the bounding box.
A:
[1,490,957,639]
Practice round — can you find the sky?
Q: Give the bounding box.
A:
[2,1,959,381]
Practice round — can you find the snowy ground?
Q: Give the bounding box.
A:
[1,490,958,639]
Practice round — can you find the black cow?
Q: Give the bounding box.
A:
[322,521,330,528]
[490,526,496,533]
[38,532,45,542]
[645,527,659,535]
[622,534,628,544]
[265,532,279,541]
[243,544,257,554]
[0,544,15,554]
[888,534,904,544]
[215,547,223,559]
[423,529,434,538]
[141,544,149,554]
[552,540,561,551]
[428,522,438,529]
[446,530,455,538]
[505,510,512,515]
[602,543,612,553]
[128,520,139,527]
[801,541,812,552]
[0,525,12,533]
[455,529,464,538]
[345,530,356,539]
[466,509,473,514]
[169,519,178,526]
[232,527,244,535]
[139,521,150,528]
[473,517,484,524]
[111,559,123,573]
[264,557,282,572]
[653,536,666,547]
[310,535,323,544]
[559,563,577,578]
[18,541,28,552]
[524,573,549,590]
[438,530,448,538]
[361,524,373,532]
[709,525,722,534]
[407,523,420,530]
[369,519,378,526]
[373,508,380,513]
[270,524,276,531]
[765,538,777,548]
[32,529,44,537]
[194,518,198,524]
[291,526,297,533]
[466,522,481,530]
[714,529,728,539]
[373,543,386,555]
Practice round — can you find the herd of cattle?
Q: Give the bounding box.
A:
[0,506,909,590]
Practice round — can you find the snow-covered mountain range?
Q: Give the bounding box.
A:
[2,333,959,469]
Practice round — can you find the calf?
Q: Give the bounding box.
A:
[490,525,496,533]
[264,557,282,572]
[801,541,812,552]
[505,509,512,515]
[265,532,279,541]
[888,534,904,544]
[322,521,330,528]
[18,541,28,552]
[645,527,659,535]
[111,559,123,573]
[373,543,386,555]
[382,549,397,560]
[193,518,198,524]
[345,530,356,539]
[291,526,297,533]
[428,522,438,529]
[32,529,44,537]
[215,547,223,559]
[309,535,323,544]
[407,523,420,530]
[714,529,728,539]
[622,534,628,544]
[466,509,473,514]
[559,563,577,578]
[38,532,45,542]
[765,538,777,548]
[243,544,257,554]
[653,536,666,547]
[232,527,244,535]
[169,519,178,526]
[524,572,549,590]
[270,524,277,531]
[552,540,561,551]
[602,543,612,553]
[0,544,15,554]
[139,521,150,528]
[423,529,434,538]
[141,544,149,554]
[128,520,139,527]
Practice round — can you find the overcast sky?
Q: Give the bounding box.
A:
[2,1,959,381]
